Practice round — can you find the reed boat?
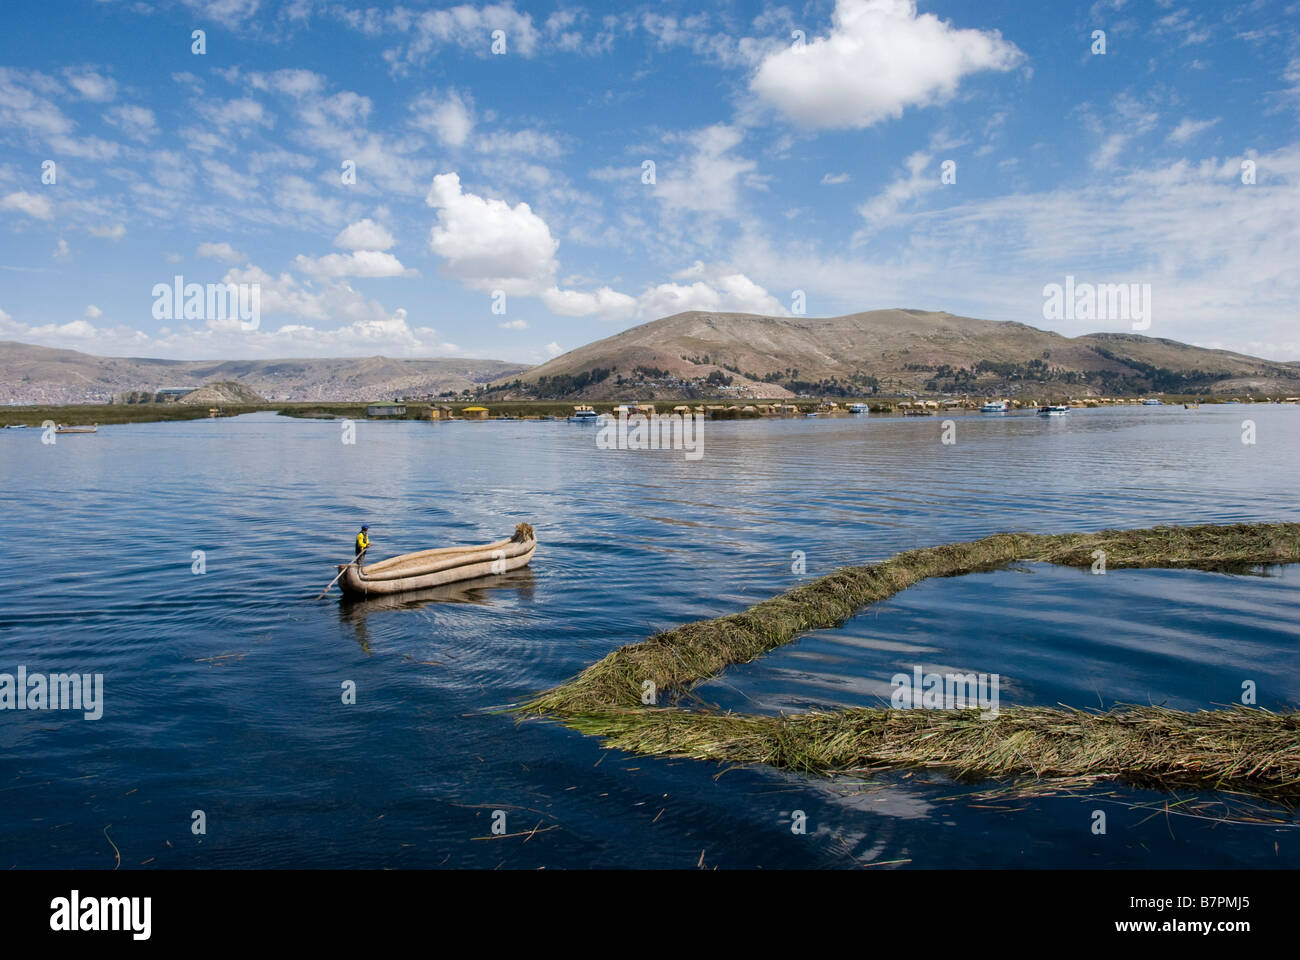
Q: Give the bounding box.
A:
[55,423,98,434]
[336,523,537,597]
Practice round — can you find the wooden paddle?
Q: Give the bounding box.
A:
[315,558,360,600]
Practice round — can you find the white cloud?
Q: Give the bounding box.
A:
[53,238,70,259]
[334,218,396,251]
[544,340,563,357]
[84,305,102,319]
[88,224,126,240]
[475,128,563,158]
[374,5,543,71]
[1089,95,1158,170]
[821,172,851,184]
[197,241,246,263]
[410,89,474,147]
[425,171,559,293]
[1168,117,1220,145]
[636,263,787,319]
[64,71,116,102]
[750,0,1022,130]
[103,104,158,141]
[499,318,528,329]
[856,151,938,233]
[654,124,756,215]
[541,286,637,317]
[197,97,273,133]
[293,250,415,279]
[1,191,53,219]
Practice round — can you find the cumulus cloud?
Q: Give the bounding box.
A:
[544,341,563,357]
[410,89,474,147]
[499,318,528,329]
[636,262,787,318]
[293,250,416,279]
[750,0,1022,130]
[425,172,559,293]
[334,218,396,251]
[1,191,53,219]
[197,241,246,263]
[84,305,102,319]
[541,286,637,317]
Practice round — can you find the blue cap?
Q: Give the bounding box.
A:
[361,524,369,530]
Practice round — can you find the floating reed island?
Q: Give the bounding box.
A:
[521,522,1300,796]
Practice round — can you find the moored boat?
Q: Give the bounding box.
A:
[1038,404,1069,416]
[567,405,599,423]
[336,523,537,597]
[980,400,1008,413]
[847,403,870,414]
[55,423,98,434]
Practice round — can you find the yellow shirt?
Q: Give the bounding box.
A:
[356,532,370,551]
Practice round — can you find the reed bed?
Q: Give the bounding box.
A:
[520,523,1300,795]
[525,523,1300,714]
[554,704,1300,795]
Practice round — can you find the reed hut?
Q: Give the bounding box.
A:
[461,405,489,420]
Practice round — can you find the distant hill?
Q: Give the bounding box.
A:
[177,381,267,405]
[487,309,1300,399]
[0,341,530,404]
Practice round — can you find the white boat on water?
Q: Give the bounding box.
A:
[567,406,600,423]
[1038,405,1069,416]
[1141,398,1162,405]
[980,400,1009,413]
[847,403,870,414]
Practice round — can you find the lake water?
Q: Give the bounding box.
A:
[1,404,1298,869]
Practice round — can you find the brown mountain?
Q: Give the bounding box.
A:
[488,309,1300,399]
[0,341,530,404]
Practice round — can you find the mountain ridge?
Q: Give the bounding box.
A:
[485,309,1300,400]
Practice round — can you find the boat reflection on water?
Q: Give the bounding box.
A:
[338,567,536,653]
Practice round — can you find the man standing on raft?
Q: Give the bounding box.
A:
[355,525,370,563]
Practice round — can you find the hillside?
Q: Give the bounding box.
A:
[487,309,1300,400]
[177,381,267,405]
[0,342,530,404]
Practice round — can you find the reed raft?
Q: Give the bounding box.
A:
[522,523,1300,795]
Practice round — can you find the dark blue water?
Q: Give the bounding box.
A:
[1,404,1297,868]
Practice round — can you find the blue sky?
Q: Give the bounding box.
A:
[1,0,1297,364]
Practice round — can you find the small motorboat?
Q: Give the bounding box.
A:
[1038,405,1069,416]
[980,400,1008,413]
[567,406,599,423]
[847,403,870,414]
[1141,398,1162,406]
[55,423,98,434]
[336,523,537,597]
